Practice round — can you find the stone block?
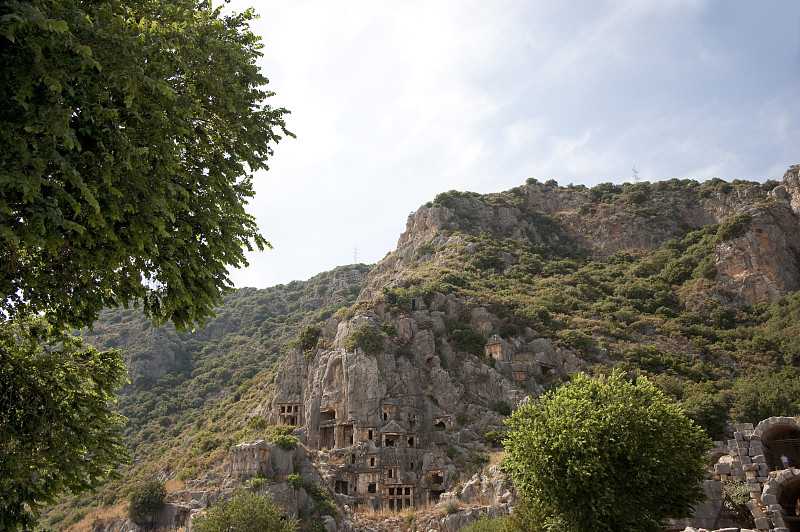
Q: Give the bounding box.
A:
[760,493,776,505]
[715,462,731,475]
[754,516,769,530]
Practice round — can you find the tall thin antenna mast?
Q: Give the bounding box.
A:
[353,246,358,264]
[632,166,640,183]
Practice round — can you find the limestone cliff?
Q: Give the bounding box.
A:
[371,165,800,307]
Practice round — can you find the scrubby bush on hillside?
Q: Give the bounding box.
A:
[289,324,321,351]
[193,491,296,532]
[128,481,166,524]
[445,318,486,357]
[342,324,384,355]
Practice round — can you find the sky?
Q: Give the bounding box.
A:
[223,0,800,289]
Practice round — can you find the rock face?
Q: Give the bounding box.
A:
[372,166,800,307]
[267,290,581,511]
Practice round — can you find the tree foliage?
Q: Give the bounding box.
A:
[1,0,291,332]
[503,372,711,532]
[0,0,290,528]
[127,480,166,523]
[0,320,127,530]
[193,491,297,532]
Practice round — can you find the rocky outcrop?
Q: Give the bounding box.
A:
[265,290,580,511]
[229,439,303,478]
[376,167,800,307]
[715,207,800,305]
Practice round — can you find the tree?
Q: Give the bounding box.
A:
[193,491,297,532]
[0,320,127,531]
[503,371,712,532]
[1,0,291,332]
[0,0,290,528]
[128,480,166,525]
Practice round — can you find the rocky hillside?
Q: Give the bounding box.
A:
[49,166,800,531]
[240,166,800,528]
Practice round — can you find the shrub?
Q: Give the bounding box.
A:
[443,444,458,459]
[342,324,384,355]
[383,286,412,311]
[445,318,486,357]
[455,412,468,426]
[443,498,461,515]
[504,371,711,531]
[287,473,303,490]
[470,452,489,467]
[246,417,269,430]
[289,324,321,351]
[490,401,511,416]
[483,429,506,447]
[271,433,299,452]
[193,491,297,532]
[315,499,338,517]
[128,480,166,523]
[716,213,751,241]
[177,466,199,482]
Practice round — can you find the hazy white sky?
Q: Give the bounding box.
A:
[223,0,800,289]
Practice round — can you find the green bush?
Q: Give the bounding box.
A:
[289,324,321,351]
[193,491,297,532]
[444,444,458,459]
[383,286,411,311]
[483,429,506,447]
[128,480,166,522]
[455,412,468,426]
[445,318,486,357]
[250,477,267,491]
[246,417,269,430]
[490,401,511,416]
[271,433,299,452]
[315,499,338,518]
[342,324,384,355]
[177,466,199,482]
[716,213,751,241]
[556,329,592,355]
[287,474,303,490]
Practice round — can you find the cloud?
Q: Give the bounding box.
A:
[221,0,800,288]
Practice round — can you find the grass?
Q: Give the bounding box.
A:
[66,503,125,532]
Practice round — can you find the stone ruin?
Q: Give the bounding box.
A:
[671,416,800,532]
[229,439,299,478]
